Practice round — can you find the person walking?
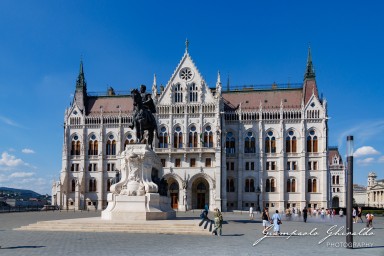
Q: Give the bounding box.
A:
[366,212,374,228]
[249,206,254,220]
[357,207,363,223]
[271,210,282,236]
[302,206,308,223]
[212,208,223,236]
[352,207,357,223]
[261,207,271,234]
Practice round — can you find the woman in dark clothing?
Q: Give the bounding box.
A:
[303,207,308,223]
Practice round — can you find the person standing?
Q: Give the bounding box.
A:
[271,210,282,236]
[261,207,271,234]
[366,212,374,228]
[303,206,308,223]
[249,206,254,220]
[352,207,357,223]
[357,207,363,223]
[212,208,223,236]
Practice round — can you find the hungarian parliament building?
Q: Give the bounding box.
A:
[52,44,346,212]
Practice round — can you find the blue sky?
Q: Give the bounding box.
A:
[0,1,383,195]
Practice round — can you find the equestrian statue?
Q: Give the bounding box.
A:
[129,85,158,149]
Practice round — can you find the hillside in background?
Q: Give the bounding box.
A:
[0,187,46,199]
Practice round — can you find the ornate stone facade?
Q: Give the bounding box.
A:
[52,45,341,212]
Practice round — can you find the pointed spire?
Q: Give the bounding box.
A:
[76,59,86,90]
[185,38,189,53]
[153,73,157,86]
[217,70,221,84]
[304,46,316,80]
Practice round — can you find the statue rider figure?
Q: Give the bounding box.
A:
[129,85,157,146]
[140,84,156,114]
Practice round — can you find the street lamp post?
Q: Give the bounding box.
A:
[346,136,354,249]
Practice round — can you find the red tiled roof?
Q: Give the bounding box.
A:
[303,79,318,105]
[328,148,343,165]
[222,89,303,110]
[86,96,133,115]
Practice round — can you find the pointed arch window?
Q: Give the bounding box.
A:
[286,130,297,153]
[89,178,97,192]
[106,134,116,156]
[245,178,255,192]
[244,131,256,153]
[203,125,213,148]
[71,135,81,155]
[88,134,98,156]
[226,132,236,154]
[189,83,198,102]
[308,178,317,192]
[189,125,198,148]
[287,178,296,192]
[265,178,276,192]
[307,129,318,153]
[265,131,276,153]
[173,126,183,148]
[124,134,134,150]
[71,179,76,192]
[158,127,168,148]
[226,177,235,192]
[174,83,183,103]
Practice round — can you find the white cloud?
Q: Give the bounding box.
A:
[0,115,22,128]
[9,172,35,178]
[354,146,380,158]
[338,120,384,147]
[0,152,24,167]
[378,156,384,163]
[357,157,375,166]
[22,148,35,154]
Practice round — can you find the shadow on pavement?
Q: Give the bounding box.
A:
[1,246,46,249]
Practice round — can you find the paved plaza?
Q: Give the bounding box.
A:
[1,210,383,256]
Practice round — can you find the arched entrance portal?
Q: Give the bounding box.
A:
[168,179,179,209]
[192,178,209,209]
[332,196,339,208]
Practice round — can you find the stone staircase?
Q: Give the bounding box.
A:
[15,217,211,235]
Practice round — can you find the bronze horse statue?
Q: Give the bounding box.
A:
[129,88,158,149]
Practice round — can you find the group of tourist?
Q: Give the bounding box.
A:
[201,205,375,237]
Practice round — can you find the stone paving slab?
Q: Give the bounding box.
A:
[1,211,383,256]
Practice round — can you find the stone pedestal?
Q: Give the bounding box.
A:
[102,193,175,220]
[101,144,175,221]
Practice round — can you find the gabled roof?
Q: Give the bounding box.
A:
[86,95,133,115]
[328,147,343,166]
[222,88,303,111]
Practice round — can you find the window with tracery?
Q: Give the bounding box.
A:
[174,83,183,103]
[173,126,183,148]
[88,134,98,156]
[286,130,297,153]
[189,83,198,102]
[71,135,81,155]
[189,125,198,148]
[226,132,236,154]
[307,129,318,153]
[203,126,213,148]
[158,127,168,148]
[265,131,276,153]
[106,134,116,156]
[244,131,256,153]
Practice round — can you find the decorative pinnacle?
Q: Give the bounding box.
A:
[304,45,316,80]
[185,38,189,53]
[217,70,221,84]
[153,73,157,85]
